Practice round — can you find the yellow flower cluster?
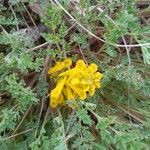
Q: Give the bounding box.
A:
[48,58,103,108]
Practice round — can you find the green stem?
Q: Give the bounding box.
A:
[58,108,68,150]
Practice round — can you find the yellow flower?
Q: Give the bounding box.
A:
[48,58,103,108]
[48,58,72,75]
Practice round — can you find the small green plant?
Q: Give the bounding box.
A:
[0,0,150,149]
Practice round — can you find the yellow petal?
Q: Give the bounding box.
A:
[88,63,98,73]
[80,79,89,85]
[58,93,65,104]
[75,60,87,70]
[48,58,72,75]
[94,72,103,80]
[88,85,96,96]
[68,84,86,100]
[50,94,57,108]
[62,86,68,99]
[50,76,67,108]
[71,78,80,85]
[82,85,90,92]
[95,83,101,88]
[50,92,64,107]
[66,86,75,100]
[58,69,72,77]
[59,60,86,79]
[63,58,72,67]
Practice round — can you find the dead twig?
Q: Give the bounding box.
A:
[8,3,19,31]
[35,55,50,137]
[0,127,36,143]
[27,42,50,52]
[11,105,32,135]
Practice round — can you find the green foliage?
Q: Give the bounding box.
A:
[0,109,20,133]
[41,4,71,59]
[0,0,150,149]
[76,108,92,125]
[0,16,19,26]
[140,39,150,65]
[6,74,38,110]
[0,32,34,51]
[66,108,95,150]
[71,33,89,49]
[49,116,68,150]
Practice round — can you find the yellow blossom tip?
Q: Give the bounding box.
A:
[71,78,80,85]
[48,58,72,75]
[88,63,98,73]
[76,60,86,68]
